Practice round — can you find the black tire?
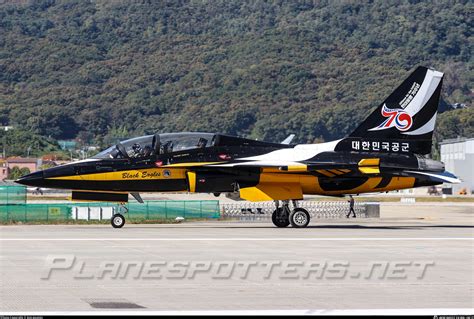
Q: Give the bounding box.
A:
[111,214,125,228]
[271,208,290,228]
[289,208,310,228]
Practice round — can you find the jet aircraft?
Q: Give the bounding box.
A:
[17,66,460,228]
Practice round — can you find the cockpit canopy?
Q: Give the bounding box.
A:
[93,132,215,159]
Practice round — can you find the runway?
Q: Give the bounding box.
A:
[0,204,473,313]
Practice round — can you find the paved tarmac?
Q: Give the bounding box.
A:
[0,203,473,313]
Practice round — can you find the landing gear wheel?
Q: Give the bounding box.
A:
[111,214,125,228]
[290,208,310,228]
[272,208,290,228]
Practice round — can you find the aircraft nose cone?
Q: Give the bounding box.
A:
[15,171,45,187]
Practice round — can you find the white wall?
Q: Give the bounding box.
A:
[440,139,474,194]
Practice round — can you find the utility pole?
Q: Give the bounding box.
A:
[2,130,6,159]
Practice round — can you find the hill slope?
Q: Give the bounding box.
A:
[0,0,472,149]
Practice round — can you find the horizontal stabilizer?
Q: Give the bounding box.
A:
[404,170,461,184]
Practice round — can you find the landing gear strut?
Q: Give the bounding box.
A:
[271,200,310,228]
[271,201,290,228]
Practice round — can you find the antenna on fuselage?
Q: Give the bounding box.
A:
[281,134,295,145]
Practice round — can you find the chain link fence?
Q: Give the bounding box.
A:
[221,201,379,221]
[0,185,26,205]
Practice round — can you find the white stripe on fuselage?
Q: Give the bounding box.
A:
[242,139,340,162]
[209,139,341,167]
[241,139,340,161]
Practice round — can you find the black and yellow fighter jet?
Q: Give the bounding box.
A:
[17,66,460,228]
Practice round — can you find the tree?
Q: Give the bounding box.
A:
[19,167,31,177]
[8,167,22,180]
[0,1,470,150]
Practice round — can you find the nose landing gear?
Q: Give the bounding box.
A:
[271,200,310,228]
[111,214,125,228]
[111,203,127,228]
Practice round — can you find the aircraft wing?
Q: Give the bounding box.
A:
[202,159,372,174]
[205,160,311,169]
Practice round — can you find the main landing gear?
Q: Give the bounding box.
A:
[271,200,310,228]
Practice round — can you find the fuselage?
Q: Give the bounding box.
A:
[16,132,453,201]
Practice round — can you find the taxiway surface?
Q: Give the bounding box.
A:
[1,203,473,312]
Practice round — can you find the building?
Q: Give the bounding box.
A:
[0,159,7,181]
[440,137,474,195]
[0,157,66,181]
[57,140,77,151]
[5,157,40,175]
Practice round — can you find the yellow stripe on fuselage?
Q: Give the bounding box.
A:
[382,177,416,192]
[47,168,187,181]
[187,172,196,192]
[358,167,380,174]
[358,158,380,175]
[317,170,335,177]
[358,158,380,166]
[286,165,308,172]
[252,173,416,198]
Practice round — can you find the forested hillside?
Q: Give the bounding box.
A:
[0,0,472,153]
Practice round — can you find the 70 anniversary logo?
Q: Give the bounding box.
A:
[370,104,413,132]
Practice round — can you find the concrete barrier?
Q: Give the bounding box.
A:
[364,203,380,218]
[72,206,114,220]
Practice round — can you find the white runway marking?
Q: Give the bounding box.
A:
[1,237,472,241]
